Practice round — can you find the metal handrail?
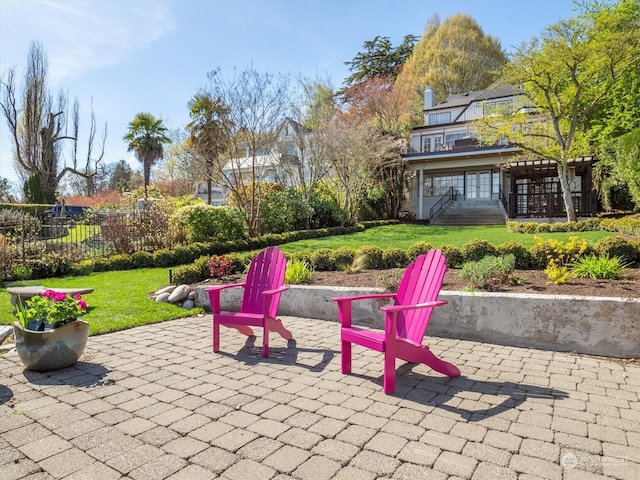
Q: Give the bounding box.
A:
[429,186,456,219]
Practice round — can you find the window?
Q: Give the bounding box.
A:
[421,135,443,153]
[444,132,466,148]
[483,100,513,116]
[428,111,451,125]
[423,174,464,196]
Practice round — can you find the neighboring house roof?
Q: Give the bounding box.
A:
[425,85,522,111]
[223,152,281,172]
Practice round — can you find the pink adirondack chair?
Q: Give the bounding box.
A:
[206,246,291,358]
[333,249,460,394]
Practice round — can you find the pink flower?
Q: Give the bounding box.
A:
[73,294,83,300]
[53,292,67,302]
[42,289,56,299]
[77,300,88,311]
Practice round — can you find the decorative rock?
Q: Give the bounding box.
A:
[182,299,194,310]
[168,284,190,303]
[155,292,171,303]
[155,285,176,296]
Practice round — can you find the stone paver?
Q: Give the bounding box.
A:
[1,315,639,479]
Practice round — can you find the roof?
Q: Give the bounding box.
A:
[426,85,522,111]
[223,152,281,172]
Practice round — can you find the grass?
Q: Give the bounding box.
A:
[0,224,614,336]
[278,224,611,254]
[0,268,202,336]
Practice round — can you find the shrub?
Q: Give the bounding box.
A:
[130,251,154,269]
[382,248,409,268]
[439,245,464,268]
[287,251,313,265]
[595,236,638,264]
[407,241,434,262]
[105,254,134,271]
[171,204,248,243]
[259,187,313,234]
[172,257,209,285]
[207,255,234,279]
[377,269,405,292]
[459,254,516,290]
[530,236,593,269]
[285,259,314,284]
[570,255,630,280]
[462,239,497,263]
[69,260,94,277]
[331,246,356,269]
[355,245,384,268]
[152,249,175,268]
[496,241,532,269]
[544,262,571,285]
[311,248,336,271]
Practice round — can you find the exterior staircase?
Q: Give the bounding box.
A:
[430,200,507,226]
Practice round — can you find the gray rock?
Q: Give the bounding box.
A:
[155,292,171,303]
[168,284,190,303]
[155,285,176,296]
[182,299,194,310]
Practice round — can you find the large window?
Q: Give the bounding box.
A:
[424,174,464,196]
[428,111,451,125]
[421,135,443,153]
[444,132,467,148]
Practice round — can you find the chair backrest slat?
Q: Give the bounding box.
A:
[241,246,287,315]
[393,249,447,342]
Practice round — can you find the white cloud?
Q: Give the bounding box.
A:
[1,0,176,84]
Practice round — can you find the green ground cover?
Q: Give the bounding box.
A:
[0,224,612,336]
[278,224,611,254]
[0,268,201,335]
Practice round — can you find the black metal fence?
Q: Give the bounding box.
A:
[0,214,181,280]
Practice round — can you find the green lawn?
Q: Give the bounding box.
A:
[0,268,202,335]
[0,224,613,336]
[278,224,611,254]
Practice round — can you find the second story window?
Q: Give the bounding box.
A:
[421,135,443,153]
[428,111,451,125]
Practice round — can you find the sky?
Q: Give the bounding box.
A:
[0,0,580,193]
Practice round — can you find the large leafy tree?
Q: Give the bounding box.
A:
[343,34,418,87]
[123,113,171,198]
[207,66,291,235]
[396,14,506,115]
[0,41,106,203]
[186,92,230,205]
[477,0,640,221]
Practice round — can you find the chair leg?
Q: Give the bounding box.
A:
[383,352,396,394]
[341,340,352,374]
[268,317,293,340]
[213,320,220,353]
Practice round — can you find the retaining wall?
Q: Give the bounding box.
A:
[194,285,640,358]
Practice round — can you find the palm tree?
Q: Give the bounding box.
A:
[123,113,171,198]
[186,93,230,205]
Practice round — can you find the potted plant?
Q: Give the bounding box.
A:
[13,290,89,371]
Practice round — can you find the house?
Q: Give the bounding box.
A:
[221,118,311,190]
[401,86,598,223]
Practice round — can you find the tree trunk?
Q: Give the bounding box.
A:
[557,164,577,222]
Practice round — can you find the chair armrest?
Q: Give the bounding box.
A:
[333,293,397,328]
[263,284,290,296]
[332,293,397,303]
[204,283,245,293]
[380,300,447,314]
[206,283,246,313]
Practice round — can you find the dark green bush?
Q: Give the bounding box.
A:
[172,257,209,285]
[407,241,434,262]
[287,251,313,264]
[105,254,134,271]
[595,236,638,264]
[382,248,409,268]
[439,245,464,268]
[460,254,516,290]
[355,245,384,268]
[496,241,532,269]
[69,260,94,276]
[332,246,356,268]
[311,248,336,271]
[152,249,175,268]
[130,251,154,268]
[461,239,497,263]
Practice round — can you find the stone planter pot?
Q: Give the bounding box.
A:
[12,320,89,371]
